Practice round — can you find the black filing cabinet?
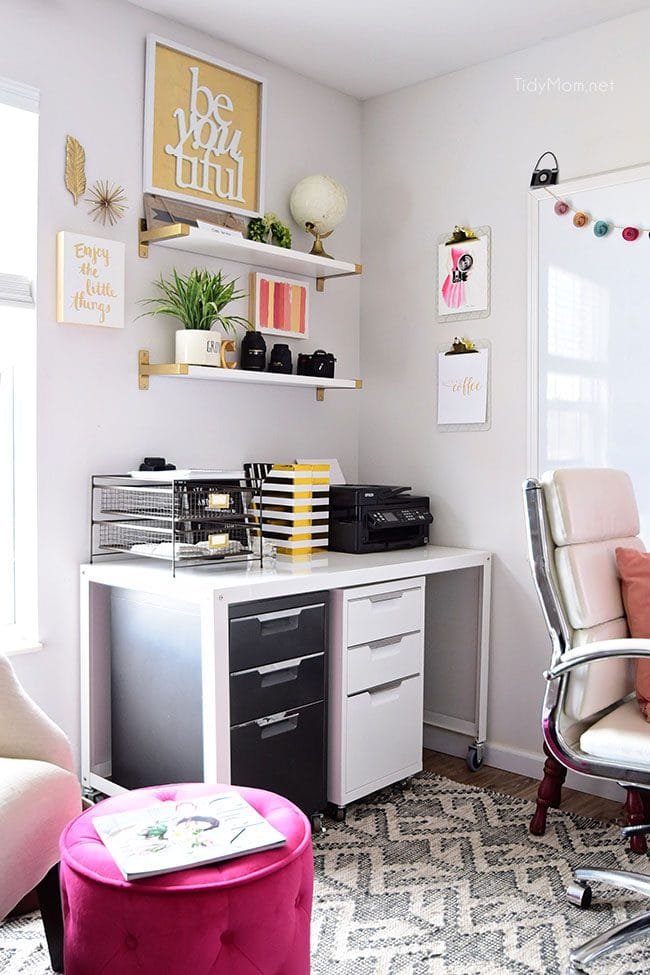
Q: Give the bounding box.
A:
[228,592,328,825]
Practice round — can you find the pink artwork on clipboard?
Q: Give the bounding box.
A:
[437,228,490,321]
[441,247,471,309]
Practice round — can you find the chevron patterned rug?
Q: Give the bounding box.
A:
[3,772,650,974]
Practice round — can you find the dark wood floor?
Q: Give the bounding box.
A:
[423,748,625,824]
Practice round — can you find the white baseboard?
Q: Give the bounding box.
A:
[423,726,625,803]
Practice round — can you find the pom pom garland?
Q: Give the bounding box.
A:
[547,187,647,242]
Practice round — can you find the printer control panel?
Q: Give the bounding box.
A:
[368,508,433,528]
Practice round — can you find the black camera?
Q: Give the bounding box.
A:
[530,150,559,188]
[297,349,336,379]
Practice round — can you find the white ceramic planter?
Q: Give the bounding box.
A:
[175,329,221,367]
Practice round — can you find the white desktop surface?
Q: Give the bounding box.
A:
[80,545,489,605]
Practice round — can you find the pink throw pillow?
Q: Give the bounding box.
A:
[616,547,650,721]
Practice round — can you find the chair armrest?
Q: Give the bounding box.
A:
[545,638,650,681]
[0,654,74,771]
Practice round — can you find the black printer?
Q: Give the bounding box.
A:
[328,484,433,554]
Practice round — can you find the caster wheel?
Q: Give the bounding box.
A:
[466,744,484,772]
[82,787,107,806]
[566,882,592,909]
[311,813,326,834]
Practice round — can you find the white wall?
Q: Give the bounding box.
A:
[360,10,650,779]
[8,0,650,791]
[4,0,361,757]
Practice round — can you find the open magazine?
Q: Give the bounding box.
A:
[93,791,286,881]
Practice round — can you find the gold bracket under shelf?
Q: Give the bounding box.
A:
[138,218,191,258]
[316,378,363,401]
[138,349,188,390]
[316,264,363,292]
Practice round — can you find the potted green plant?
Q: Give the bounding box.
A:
[139,267,252,366]
[247,212,292,248]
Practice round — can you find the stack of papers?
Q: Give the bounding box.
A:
[128,469,244,481]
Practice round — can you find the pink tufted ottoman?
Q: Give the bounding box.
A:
[59,783,313,974]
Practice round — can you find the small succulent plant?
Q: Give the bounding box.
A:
[248,212,292,249]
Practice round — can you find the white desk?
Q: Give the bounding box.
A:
[80,545,491,798]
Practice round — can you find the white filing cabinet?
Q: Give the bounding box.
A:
[328,576,425,818]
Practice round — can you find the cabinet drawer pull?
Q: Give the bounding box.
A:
[257,713,299,738]
[231,651,323,678]
[260,666,298,688]
[252,604,321,624]
[369,679,403,695]
[368,591,405,603]
[367,635,404,652]
[367,680,402,705]
[260,615,300,635]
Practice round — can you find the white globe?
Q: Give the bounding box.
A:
[289,175,348,235]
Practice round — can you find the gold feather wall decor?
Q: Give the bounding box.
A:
[64,135,86,205]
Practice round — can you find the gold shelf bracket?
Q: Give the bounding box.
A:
[138,349,188,390]
[316,378,362,402]
[138,218,192,258]
[316,263,362,293]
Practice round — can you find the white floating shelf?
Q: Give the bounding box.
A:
[138,221,361,291]
[138,351,362,402]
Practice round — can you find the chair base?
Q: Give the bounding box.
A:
[36,863,64,973]
[567,867,650,972]
[530,740,650,853]
[623,788,650,854]
[529,743,567,835]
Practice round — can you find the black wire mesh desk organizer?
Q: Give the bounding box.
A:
[90,474,265,574]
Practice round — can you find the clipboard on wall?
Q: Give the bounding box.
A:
[436,338,491,432]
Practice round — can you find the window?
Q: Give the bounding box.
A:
[0,78,39,648]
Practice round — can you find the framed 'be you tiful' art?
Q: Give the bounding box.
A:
[143,35,266,218]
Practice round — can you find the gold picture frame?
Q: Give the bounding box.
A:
[143,35,266,218]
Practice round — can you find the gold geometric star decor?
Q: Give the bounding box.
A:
[87,179,128,226]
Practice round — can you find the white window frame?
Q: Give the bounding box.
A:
[0,77,40,653]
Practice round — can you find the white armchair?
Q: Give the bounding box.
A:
[524,469,650,972]
[0,651,81,971]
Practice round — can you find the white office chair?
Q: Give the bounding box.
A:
[0,651,81,971]
[524,468,650,972]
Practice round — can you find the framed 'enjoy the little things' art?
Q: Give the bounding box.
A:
[143,35,266,218]
[435,225,491,322]
[56,231,125,328]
